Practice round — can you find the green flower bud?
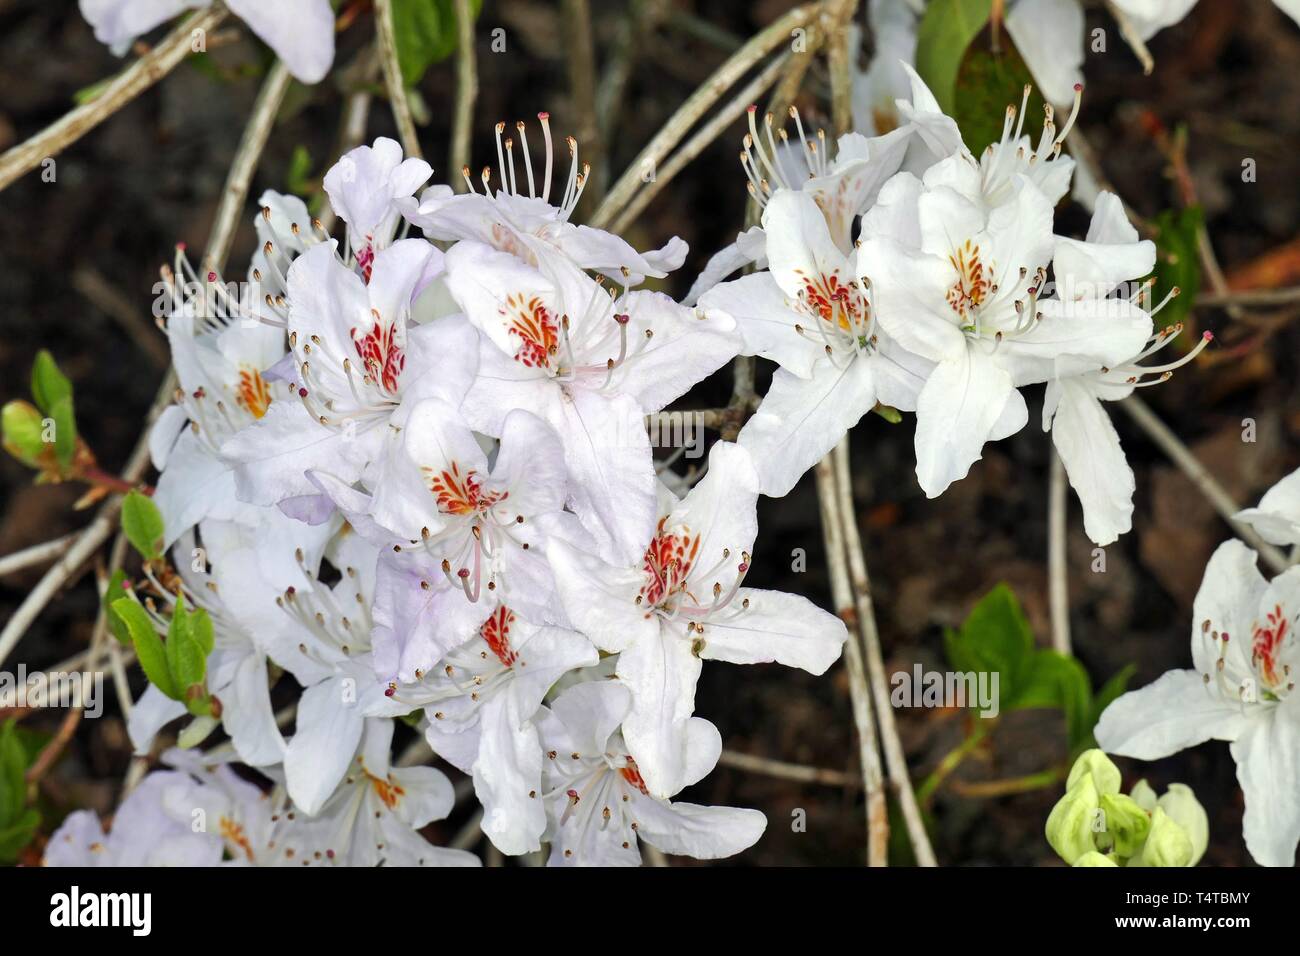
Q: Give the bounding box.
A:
[1046,773,1102,865]
[1129,778,1158,812]
[1073,850,1119,867]
[1098,792,1152,859]
[1156,784,1208,866]
[1066,748,1122,796]
[1132,807,1194,868]
[2,400,50,469]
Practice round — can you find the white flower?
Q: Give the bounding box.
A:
[858,155,1150,497]
[1237,466,1300,549]
[548,442,846,796]
[1039,192,1214,545]
[686,104,923,304]
[1096,540,1300,866]
[700,188,929,495]
[308,400,591,680]
[221,238,480,510]
[537,680,766,866]
[285,719,480,867]
[850,2,923,137]
[445,237,738,564]
[382,607,596,855]
[322,138,433,274]
[44,765,226,866]
[79,0,336,83]
[401,114,685,283]
[125,520,335,768]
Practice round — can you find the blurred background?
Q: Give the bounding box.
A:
[1,0,1299,865]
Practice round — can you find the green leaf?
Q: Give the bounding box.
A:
[391,0,482,87]
[1073,663,1136,755]
[103,570,134,646]
[0,808,40,863]
[48,394,77,470]
[0,719,28,829]
[953,40,1047,155]
[30,350,73,416]
[1149,205,1203,337]
[112,596,180,701]
[2,400,48,469]
[122,490,165,561]
[166,596,210,698]
[944,583,1034,708]
[1011,651,1092,745]
[915,0,993,117]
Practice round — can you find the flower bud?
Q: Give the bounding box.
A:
[1073,850,1118,867]
[1066,748,1122,796]
[1098,792,1152,859]
[1131,807,1194,868]
[1129,778,1158,812]
[1046,773,1101,864]
[1156,783,1208,865]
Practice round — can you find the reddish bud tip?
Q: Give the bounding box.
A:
[207,271,217,282]
[1074,83,1083,92]
[538,111,550,120]
[1203,330,1214,341]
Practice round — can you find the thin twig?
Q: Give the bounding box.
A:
[719,749,857,787]
[813,454,888,866]
[560,0,604,211]
[1048,450,1071,656]
[0,534,77,578]
[450,0,479,191]
[609,51,792,235]
[0,6,228,193]
[832,440,937,867]
[374,0,423,161]
[823,0,857,137]
[590,1,822,231]
[1196,286,1300,309]
[1119,395,1289,573]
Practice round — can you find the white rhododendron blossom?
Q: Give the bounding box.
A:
[1097,541,1300,867]
[79,0,336,83]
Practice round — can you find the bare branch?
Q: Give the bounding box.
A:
[0,6,228,193]
[374,0,424,161]
[1120,396,1290,573]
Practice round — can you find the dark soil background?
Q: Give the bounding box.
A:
[2,0,1298,865]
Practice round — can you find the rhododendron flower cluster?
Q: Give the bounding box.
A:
[37,43,1283,868]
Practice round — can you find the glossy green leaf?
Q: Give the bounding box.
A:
[166,596,210,697]
[1149,205,1203,337]
[122,490,165,561]
[915,0,993,117]
[103,570,134,646]
[112,596,179,701]
[30,350,72,416]
[391,0,483,87]
[953,41,1046,155]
